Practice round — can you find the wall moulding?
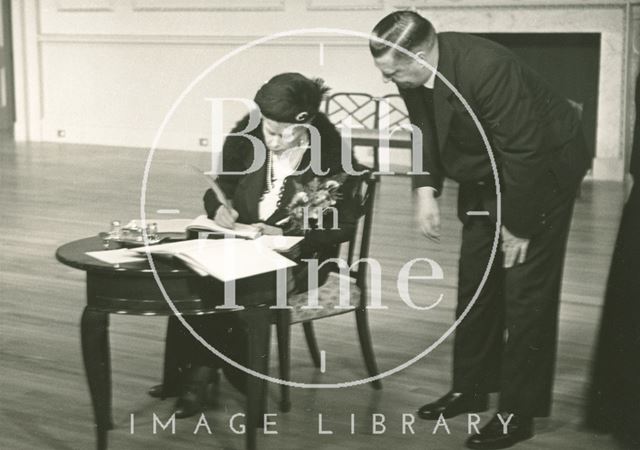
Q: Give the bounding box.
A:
[37,33,369,47]
[55,0,113,12]
[131,0,285,12]
[306,0,384,10]
[392,0,638,9]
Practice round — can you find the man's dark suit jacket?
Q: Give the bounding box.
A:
[400,32,591,237]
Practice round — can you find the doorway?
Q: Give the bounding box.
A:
[0,0,15,134]
[475,33,600,162]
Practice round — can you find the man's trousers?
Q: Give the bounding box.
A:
[452,179,577,417]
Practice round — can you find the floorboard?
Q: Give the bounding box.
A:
[0,137,628,449]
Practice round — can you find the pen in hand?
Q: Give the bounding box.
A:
[186,164,231,208]
[275,216,290,226]
[215,205,239,229]
[187,163,236,223]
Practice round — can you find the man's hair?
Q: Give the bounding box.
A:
[369,11,436,59]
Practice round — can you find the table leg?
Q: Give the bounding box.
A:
[81,307,113,450]
[161,316,182,398]
[276,310,291,413]
[241,306,271,450]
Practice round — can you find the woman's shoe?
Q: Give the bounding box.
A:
[174,391,203,419]
[147,384,178,399]
[174,366,214,419]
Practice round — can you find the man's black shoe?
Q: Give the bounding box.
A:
[417,391,488,420]
[466,413,533,449]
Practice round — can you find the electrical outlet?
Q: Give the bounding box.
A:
[199,138,209,147]
[57,130,66,138]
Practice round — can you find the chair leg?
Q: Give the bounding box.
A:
[355,308,382,390]
[276,310,291,413]
[303,321,322,368]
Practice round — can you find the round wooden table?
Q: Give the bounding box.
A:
[56,236,276,450]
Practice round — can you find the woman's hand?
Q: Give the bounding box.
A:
[252,223,283,236]
[215,205,239,229]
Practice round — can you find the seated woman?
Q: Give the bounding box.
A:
[150,72,362,418]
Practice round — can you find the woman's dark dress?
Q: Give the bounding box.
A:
[170,112,360,393]
[585,75,640,447]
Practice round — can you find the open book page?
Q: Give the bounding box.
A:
[133,239,296,281]
[186,215,261,239]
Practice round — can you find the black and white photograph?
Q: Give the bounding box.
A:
[2,0,639,449]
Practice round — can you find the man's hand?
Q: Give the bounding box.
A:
[214,205,239,229]
[415,187,441,242]
[501,226,530,268]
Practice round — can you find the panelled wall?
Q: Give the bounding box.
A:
[11,0,640,180]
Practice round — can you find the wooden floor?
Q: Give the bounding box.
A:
[0,136,630,450]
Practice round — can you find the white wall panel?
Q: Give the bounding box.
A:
[10,0,636,179]
[392,0,634,7]
[38,38,394,151]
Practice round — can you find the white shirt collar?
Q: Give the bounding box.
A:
[423,49,439,89]
[424,64,437,89]
[424,72,435,89]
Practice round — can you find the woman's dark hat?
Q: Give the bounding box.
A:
[254,72,329,123]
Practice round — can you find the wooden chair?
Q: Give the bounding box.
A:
[324,92,379,129]
[155,93,387,414]
[324,92,409,130]
[324,92,383,171]
[275,170,382,413]
[379,93,411,129]
[323,92,411,174]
